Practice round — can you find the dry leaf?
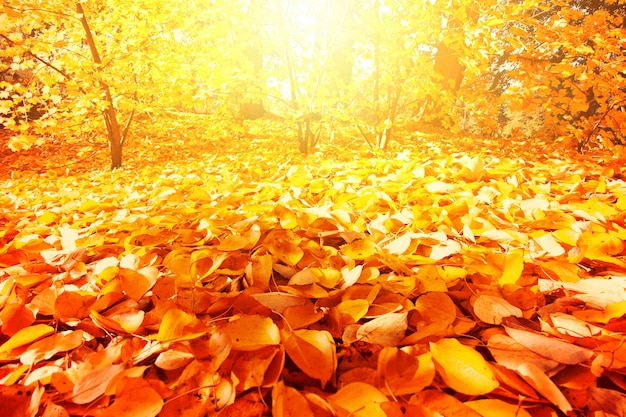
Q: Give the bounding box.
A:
[504,326,594,365]
[221,315,280,351]
[516,362,572,414]
[377,347,434,395]
[281,328,336,387]
[356,311,408,346]
[430,338,499,395]
[272,381,314,417]
[473,294,523,325]
[328,382,388,417]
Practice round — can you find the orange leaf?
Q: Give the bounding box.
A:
[516,362,572,414]
[0,303,35,336]
[217,234,250,251]
[587,386,626,416]
[245,253,273,290]
[0,384,38,417]
[268,239,304,266]
[410,390,483,417]
[231,346,284,391]
[465,399,532,417]
[55,291,95,320]
[96,377,163,417]
[402,292,456,344]
[272,381,314,417]
[472,294,523,325]
[328,382,388,417]
[377,347,435,396]
[281,328,336,387]
[119,266,158,302]
[486,333,559,372]
[20,330,84,365]
[283,303,324,329]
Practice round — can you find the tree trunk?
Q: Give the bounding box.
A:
[76,2,123,169]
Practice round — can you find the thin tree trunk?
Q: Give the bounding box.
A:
[76,2,123,169]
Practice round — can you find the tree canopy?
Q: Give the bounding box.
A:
[2,0,623,167]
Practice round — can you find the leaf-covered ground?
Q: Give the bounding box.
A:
[1,125,626,417]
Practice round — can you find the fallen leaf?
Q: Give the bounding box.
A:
[356,311,408,346]
[272,380,314,417]
[281,328,336,387]
[96,377,163,417]
[473,294,523,325]
[377,347,435,396]
[504,326,594,365]
[221,315,280,351]
[465,399,532,417]
[516,362,572,414]
[0,324,54,354]
[430,338,499,395]
[328,382,388,417]
[71,363,126,404]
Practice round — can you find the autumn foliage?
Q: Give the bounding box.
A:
[2,1,626,417]
[1,128,626,417]
[1,0,625,166]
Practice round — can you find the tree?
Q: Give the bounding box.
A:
[481,0,626,151]
[1,0,624,166]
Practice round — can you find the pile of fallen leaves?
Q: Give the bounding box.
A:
[1,126,626,417]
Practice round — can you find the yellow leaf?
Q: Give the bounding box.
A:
[430,338,499,395]
[336,299,369,323]
[496,249,524,286]
[275,205,299,229]
[156,308,198,342]
[221,315,280,351]
[341,239,378,260]
[578,232,626,266]
[217,234,250,251]
[0,324,54,353]
[281,328,336,387]
[267,238,304,266]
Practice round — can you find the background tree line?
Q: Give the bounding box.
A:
[1,0,624,168]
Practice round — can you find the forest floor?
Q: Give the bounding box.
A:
[1,124,626,417]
